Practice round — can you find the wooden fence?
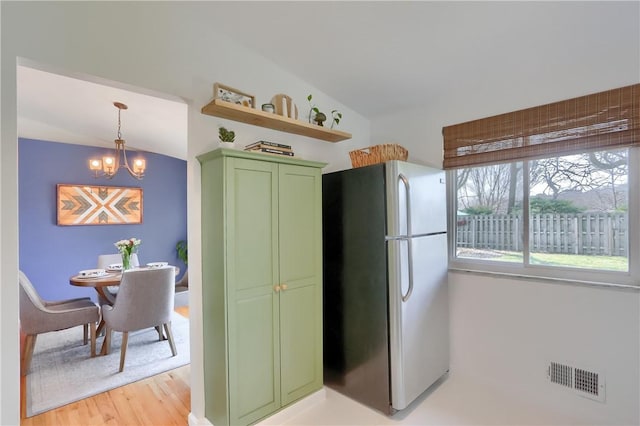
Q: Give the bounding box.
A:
[456,213,627,256]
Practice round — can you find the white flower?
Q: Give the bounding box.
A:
[114,237,141,254]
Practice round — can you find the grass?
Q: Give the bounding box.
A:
[458,248,628,272]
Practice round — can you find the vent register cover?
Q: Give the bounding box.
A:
[548,361,605,402]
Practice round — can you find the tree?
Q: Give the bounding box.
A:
[530,149,627,211]
[588,150,627,210]
[530,156,593,199]
[457,149,627,215]
[528,197,584,214]
[462,206,494,215]
[457,163,518,214]
[507,162,522,214]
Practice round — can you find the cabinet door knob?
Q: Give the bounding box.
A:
[281,284,288,290]
[274,285,281,292]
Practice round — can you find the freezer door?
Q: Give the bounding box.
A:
[388,233,449,411]
[386,161,447,237]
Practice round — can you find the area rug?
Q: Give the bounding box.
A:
[26,312,190,417]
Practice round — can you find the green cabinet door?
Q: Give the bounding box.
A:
[227,158,281,425]
[278,164,323,405]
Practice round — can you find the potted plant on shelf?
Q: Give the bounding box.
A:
[307,94,342,129]
[330,110,342,129]
[219,126,235,143]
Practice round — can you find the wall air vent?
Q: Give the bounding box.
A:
[549,361,573,388]
[548,362,605,402]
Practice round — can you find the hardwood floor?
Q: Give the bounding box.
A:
[21,306,191,426]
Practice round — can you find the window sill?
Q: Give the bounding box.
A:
[448,266,640,292]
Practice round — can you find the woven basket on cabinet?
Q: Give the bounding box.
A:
[349,144,409,168]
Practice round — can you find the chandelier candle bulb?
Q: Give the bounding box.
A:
[89,159,102,173]
[103,156,115,174]
[133,158,146,175]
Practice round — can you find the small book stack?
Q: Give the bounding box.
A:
[244,141,294,157]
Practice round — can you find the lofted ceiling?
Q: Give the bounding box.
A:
[17,65,188,160]
[16,2,639,160]
[212,1,638,117]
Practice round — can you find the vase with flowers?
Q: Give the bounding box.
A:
[115,237,141,270]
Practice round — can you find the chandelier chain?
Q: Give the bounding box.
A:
[117,108,122,140]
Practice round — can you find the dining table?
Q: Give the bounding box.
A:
[69,266,180,300]
[69,272,123,304]
[69,266,179,354]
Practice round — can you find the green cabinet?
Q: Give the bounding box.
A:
[199,148,325,426]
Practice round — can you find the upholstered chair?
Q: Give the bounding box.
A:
[101,267,177,372]
[175,269,188,288]
[96,253,140,305]
[174,269,189,308]
[19,270,100,375]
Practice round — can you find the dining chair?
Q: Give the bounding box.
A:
[175,269,189,308]
[19,270,100,375]
[96,253,140,305]
[101,267,177,372]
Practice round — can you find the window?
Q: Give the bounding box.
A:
[452,148,634,281]
[443,85,639,286]
[455,161,524,264]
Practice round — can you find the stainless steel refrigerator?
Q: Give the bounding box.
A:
[322,160,449,414]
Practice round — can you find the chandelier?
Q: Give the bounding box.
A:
[89,102,146,180]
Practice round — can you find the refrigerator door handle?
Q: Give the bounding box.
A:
[402,237,414,302]
[398,173,413,302]
[398,173,412,236]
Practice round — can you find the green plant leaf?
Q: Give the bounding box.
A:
[176,240,188,265]
[219,126,235,142]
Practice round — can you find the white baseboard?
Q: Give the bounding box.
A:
[187,388,327,426]
[188,412,212,426]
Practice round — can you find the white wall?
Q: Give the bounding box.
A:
[0,3,370,425]
[371,49,640,425]
[449,273,639,425]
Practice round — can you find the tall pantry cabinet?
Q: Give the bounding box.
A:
[198,148,325,426]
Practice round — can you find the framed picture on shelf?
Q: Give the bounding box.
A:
[214,82,255,108]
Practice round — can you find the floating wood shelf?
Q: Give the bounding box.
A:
[201,98,352,143]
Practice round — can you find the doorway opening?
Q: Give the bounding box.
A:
[17,61,190,423]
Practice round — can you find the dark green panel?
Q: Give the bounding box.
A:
[322,163,391,414]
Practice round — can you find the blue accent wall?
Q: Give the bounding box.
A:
[19,138,187,302]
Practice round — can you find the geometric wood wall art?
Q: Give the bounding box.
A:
[57,184,143,226]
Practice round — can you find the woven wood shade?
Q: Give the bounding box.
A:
[442,84,640,169]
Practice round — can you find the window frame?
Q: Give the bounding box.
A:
[446,147,640,288]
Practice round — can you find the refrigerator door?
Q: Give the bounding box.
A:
[386,161,447,237]
[388,232,449,410]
